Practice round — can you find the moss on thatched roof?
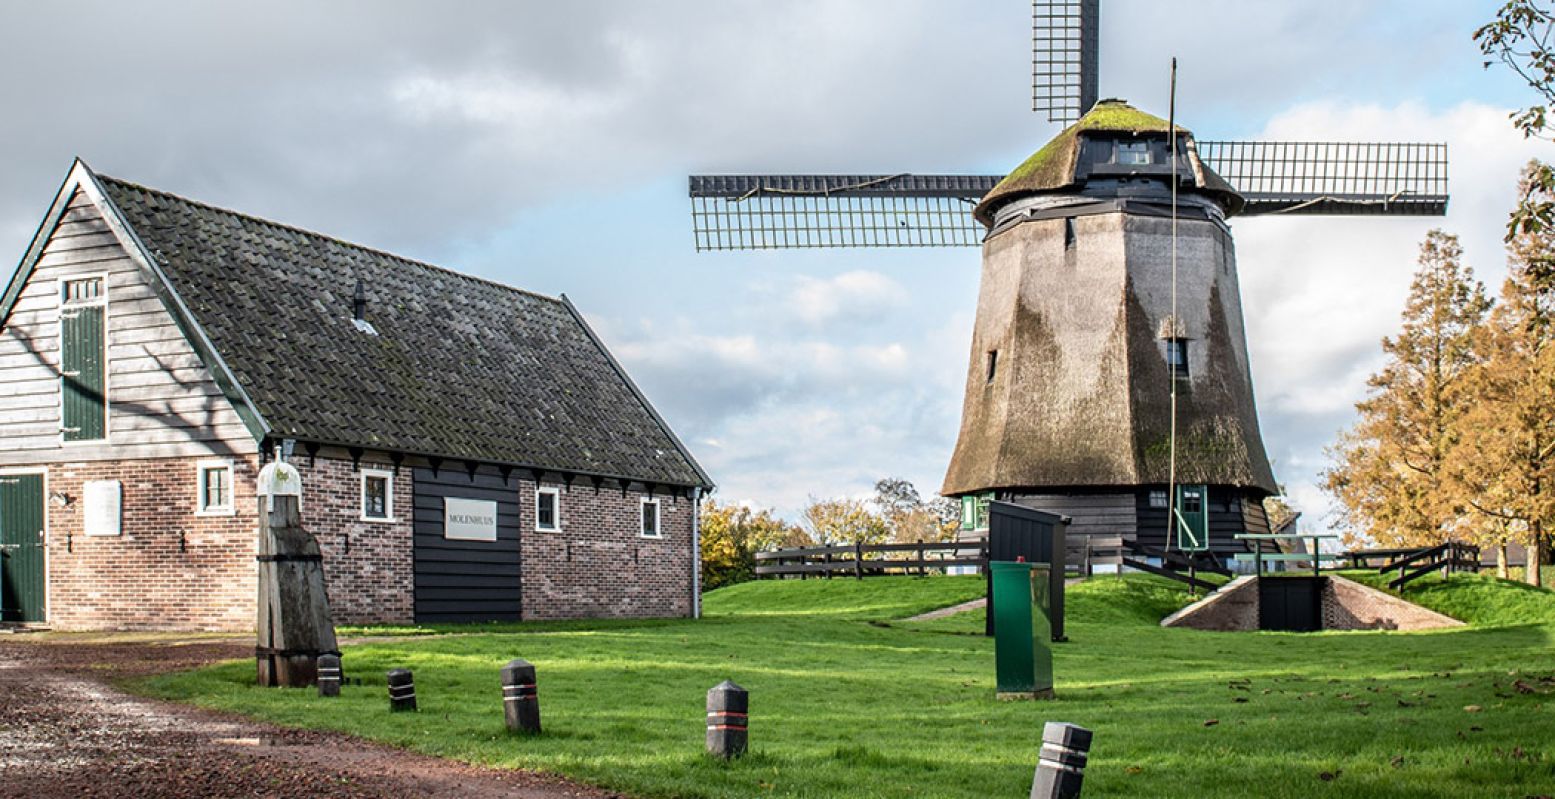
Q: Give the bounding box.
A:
[975,100,1238,226]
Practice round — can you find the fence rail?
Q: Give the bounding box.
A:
[753,539,987,579]
[1368,541,1481,590]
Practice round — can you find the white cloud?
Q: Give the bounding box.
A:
[786,270,910,327]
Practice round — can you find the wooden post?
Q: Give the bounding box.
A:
[256,493,339,688]
[823,550,832,579]
[854,541,864,580]
[501,658,541,734]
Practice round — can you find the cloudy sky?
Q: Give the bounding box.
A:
[0,1,1545,527]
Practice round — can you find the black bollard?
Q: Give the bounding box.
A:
[500,658,541,734]
[317,653,342,698]
[387,668,417,712]
[1031,722,1092,799]
[706,680,748,759]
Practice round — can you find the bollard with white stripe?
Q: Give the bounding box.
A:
[1031,722,1091,799]
[387,668,417,712]
[706,680,748,759]
[500,658,541,734]
[317,653,342,698]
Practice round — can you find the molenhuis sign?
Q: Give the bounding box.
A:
[444,497,498,541]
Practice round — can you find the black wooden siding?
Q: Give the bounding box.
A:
[1010,492,1133,565]
[1134,486,1270,558]
[413,465,522,623]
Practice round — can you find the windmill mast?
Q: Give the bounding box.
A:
[1167,57,1180,562]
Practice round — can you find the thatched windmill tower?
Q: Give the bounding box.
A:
[687,2,1447,570]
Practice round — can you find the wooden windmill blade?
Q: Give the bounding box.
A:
[1195,140,1450,216]
[1032,0,1100,125]
[688,174,1001,251]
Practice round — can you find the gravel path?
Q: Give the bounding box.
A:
[0,635,619,799]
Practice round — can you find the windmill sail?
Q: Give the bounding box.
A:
[1032,0,1100,125]
[688,174,998,251]
[1197,140,1449,216]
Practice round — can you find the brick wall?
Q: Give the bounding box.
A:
[519,478,694,620]
[43,456,260,631]
[1322,576,1464,631]
[35,451,690,630]
[292,455,414,626]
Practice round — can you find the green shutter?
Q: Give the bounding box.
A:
[0,474,47,623]
[61,305,105,441]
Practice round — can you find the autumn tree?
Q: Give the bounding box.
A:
[699,499,809,591]
[872,477,959,543]
[1324,231,1491,547]
[1446,163,1555,586]
[801,496,890,546]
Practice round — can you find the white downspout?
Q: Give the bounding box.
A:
[691,486,703,619]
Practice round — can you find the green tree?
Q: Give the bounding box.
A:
[1446,163,1555,586]
[699,500,808,591]
[1477,0,1555,264]
[1324,231,1491,547]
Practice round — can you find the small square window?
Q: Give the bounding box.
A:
[536,487,560,532]
[641,498,661,538]
[1182,489,1204,515]
[361,470,394,521]
[1117,141,1151,165]
[1165,338,1189,378]
[1148,489,1168,509]
[196,461,234,515]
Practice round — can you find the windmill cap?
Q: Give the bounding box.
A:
[974,99,1244,226]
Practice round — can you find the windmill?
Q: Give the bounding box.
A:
[686,1,1448,574]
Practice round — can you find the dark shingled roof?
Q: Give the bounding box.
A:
[95,175,712,489]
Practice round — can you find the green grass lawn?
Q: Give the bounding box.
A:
[138,574,1555,798]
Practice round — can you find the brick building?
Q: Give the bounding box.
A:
[0,161,712,631]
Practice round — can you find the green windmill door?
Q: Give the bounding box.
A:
[1174,484,1209,552]
[0,474,46,623]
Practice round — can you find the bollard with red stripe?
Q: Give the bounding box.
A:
[706,680,748,758]
[1031,721,1092,799]
[501,659,541,734]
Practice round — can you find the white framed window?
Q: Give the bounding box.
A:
[195,460,235,516]
[1148,489,1168,509]
[535,487,560,532]
[360,469,394,522]
[640,498,662,538]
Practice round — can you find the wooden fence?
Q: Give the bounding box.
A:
[754,539,986,579]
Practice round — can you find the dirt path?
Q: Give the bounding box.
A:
[0,635,619,799]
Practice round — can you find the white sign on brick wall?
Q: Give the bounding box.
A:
[84,480,121,537]
[444,497,497,542]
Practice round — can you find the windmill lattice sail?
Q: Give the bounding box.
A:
[1196,140,1448,216]
[1032,0,1100,125]
[688,174,996,250]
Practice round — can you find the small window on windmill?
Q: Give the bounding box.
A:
[1165,338,1189,378]
[1117,141,1151,165]
[1148,489,1168,509]
[986,350,998,383]
[1063,217,1076,249]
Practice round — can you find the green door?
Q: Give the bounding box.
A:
[0,474,46,623]
[1174,484,1209,552]
[61,304,107,442]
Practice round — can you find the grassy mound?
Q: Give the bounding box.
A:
[1338,571,1555,627]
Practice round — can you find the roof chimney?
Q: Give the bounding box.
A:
[350,279,378,335]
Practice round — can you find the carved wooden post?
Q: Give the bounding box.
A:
[255,459,339,688]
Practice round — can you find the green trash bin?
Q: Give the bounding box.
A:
[991,561,1053,700]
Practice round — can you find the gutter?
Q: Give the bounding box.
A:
[692,486,702,619]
